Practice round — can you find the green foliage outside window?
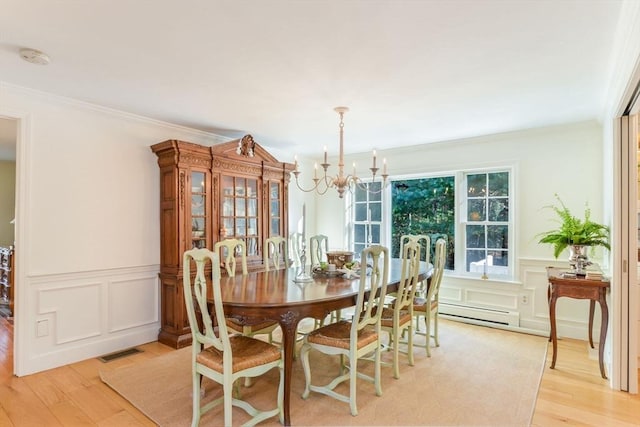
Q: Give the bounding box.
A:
[391,177,455,268]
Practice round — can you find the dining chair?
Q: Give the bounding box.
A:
[214,238,248,277]
[264,235,288,271]
[400,234,431,294]
[413,238,447,356]
[182,248,284,426]
[215,238,278,344]
[300,244,389,416]
[378,239,421,379]
[309,234,329,267]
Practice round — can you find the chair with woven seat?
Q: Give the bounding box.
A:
[264,235,288,271]
[413,238,446,356]
[399,234,430,295]
[300,244,389,416]
[378,239,421,379]
[309,234,329,267]
[182,248,284,426]
[215,239,278,344]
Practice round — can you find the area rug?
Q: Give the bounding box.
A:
[100,320,547,426]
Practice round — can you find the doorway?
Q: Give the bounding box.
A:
[0,117,17,375]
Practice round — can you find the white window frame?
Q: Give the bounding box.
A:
[347,166,515,280]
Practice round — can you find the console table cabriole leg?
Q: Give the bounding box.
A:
[588,300,596,349]
[549,291,558,369]
[598,292,609,379]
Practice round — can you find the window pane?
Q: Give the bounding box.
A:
[370,202,381,221]
[236,198,245,216]
[269,182,278,199]
[222,176,233,195]
[489,250,508,266]
[369,181,382,201]
[192,217,204,232]
[390,176,455,269]
[371,224,380,242]
[191,195,205,216]
[248,179,257,198]
[236,218,245,236]
[467,199,486,221]
[355,203,368,221]
[223,218,234,231]
[466,249,485,270]
[466,224,485,248]
[355,185,367,200]
[354,224,366,242]
[223,197,234,216]
[247,198,257,216]
[192,172,205,193]
[271,219,279,236]
[248,218,257,235]
[236,178,245,196]
[247,238,258,256]
[488,198,508,222]
[271,200,279,217]
[487,225,508,249]
[467,174,486,197]
[488,172,509,196]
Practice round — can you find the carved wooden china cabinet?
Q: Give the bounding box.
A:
[151,136,295,348]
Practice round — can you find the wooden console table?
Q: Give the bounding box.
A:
[546,267,609,379]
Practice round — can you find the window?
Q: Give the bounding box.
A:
[352,181,382,255]
[390,176,455,269]
[464,172,510,276]
[348,168,513,278]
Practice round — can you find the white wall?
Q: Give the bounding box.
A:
[1,83,229,375]
[315,120,607,340]
[0,160,16,246]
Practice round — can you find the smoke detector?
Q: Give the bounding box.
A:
[19,48,50,65]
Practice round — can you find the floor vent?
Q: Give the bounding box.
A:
[98,347,142,363]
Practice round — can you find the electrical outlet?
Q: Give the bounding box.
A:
[36,319,49,337]
[521,295,528,305]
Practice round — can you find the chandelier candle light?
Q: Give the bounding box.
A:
[293,107,389,198]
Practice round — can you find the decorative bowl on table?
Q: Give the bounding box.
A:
[326,251,354,269]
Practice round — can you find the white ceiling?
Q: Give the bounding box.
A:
[0,0,624,160]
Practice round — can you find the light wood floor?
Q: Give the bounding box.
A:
[0,316,638,426]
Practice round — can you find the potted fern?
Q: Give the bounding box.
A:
[537,194,610,266]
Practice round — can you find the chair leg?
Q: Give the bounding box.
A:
[300,344,312,399]
[424,311,431,357]
[433,309,440,347]
[349,355,358,416]
[374,341,383,397]
[192,372,201,427]
[392,327,400,379]
[407,323,414,367]
[223,377,233,427]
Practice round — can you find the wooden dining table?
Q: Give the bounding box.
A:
[215,259,433,426]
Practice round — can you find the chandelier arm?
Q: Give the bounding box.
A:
[293,171,330,194]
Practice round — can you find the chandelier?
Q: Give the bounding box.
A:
[292,107,388,198]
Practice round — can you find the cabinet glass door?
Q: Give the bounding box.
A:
[191,171,207,249]
[220,175,259,256]
[269,181,281,236]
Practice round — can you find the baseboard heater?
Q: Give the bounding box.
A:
[439,303,519,327]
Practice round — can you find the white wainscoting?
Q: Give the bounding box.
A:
[439,257,606,341]
[22,265,160,375]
